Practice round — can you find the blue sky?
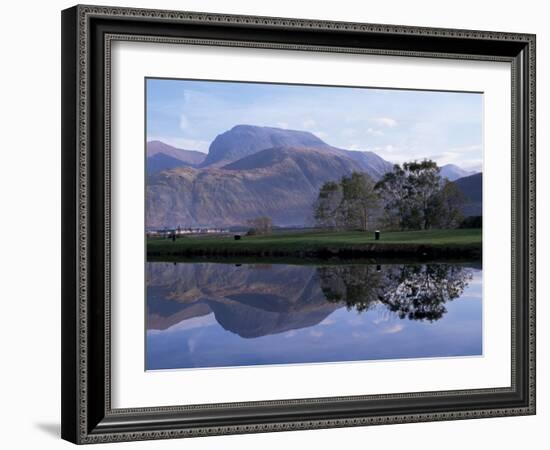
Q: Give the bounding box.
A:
[146,78,483,171]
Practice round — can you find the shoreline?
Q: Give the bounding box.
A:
[146,252,482,267]
[147,243,481,261]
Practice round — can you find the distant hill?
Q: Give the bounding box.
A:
[146,141,206,175]
[147,153,189,175]
[201,124,331,167]
[453,172,482,216]
[440,164,476,181]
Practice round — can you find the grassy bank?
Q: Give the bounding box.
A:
[147,229,482,260]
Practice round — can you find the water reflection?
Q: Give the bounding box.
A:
[320,264,473,321]
[146,261,482,370]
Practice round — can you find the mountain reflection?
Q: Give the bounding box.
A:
[147,262,475,338]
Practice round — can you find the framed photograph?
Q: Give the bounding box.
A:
[61,5,536,444]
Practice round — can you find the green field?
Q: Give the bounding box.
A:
[147,229,482,260]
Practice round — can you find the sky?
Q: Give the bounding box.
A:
[146,78,483,171]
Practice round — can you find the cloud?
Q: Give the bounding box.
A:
[179,114,190,130]
[341,128,357,137]
[147,136,210,153]
[428,145,483,171]
[366,128,384,137]
[319,318,335,326]
[382,324,404,334]
[302,118,316,129]
[276,122,289,129]
[349,142,394,152]
[361,144,400,157]
[309,330,324,338]
[371,117,397,127]
[312,130,328,140]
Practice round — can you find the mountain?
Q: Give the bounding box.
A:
[147,153,188,175]
[146,141,206,175]
[201,125,331,167]
[440,164,475,181]
[146,126,396,228]
[202,125,394,177]
[147,262,339,337]
[453,172,482,216]
[147,140,206,165]
[146,146,368,228]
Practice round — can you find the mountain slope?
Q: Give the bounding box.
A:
[146,146,367,228]
[146,141,206,175]
[453,172,482,216]
[202,124,394,178]
[343,150,394,179]
[440,164,475,181]
[146,153,190,176]
[201,125,331,167]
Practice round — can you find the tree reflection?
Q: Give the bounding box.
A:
[318,264,473,322]
[318,265,384,312]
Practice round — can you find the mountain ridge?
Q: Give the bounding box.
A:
[440,163,476,181]
[146,141,206,175]
[453,172,482,216]
[201,124,331,167]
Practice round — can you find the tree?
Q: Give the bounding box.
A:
[375,159,459,230]
[373,164,409,230]
[313,172,379,231]
[427,180,465,229]
[339,172,379,231]
[247,216,273,235]
[404,160,441,230]
[313,181,343,229]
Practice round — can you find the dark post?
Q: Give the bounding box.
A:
[375,230,380,241]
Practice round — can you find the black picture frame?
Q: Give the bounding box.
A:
[61,4,536,444]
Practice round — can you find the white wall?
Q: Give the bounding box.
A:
[0,0,546,448]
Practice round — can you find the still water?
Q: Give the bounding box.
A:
[146,261,482,370]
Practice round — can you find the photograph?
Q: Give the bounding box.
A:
[145,78,484,370]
